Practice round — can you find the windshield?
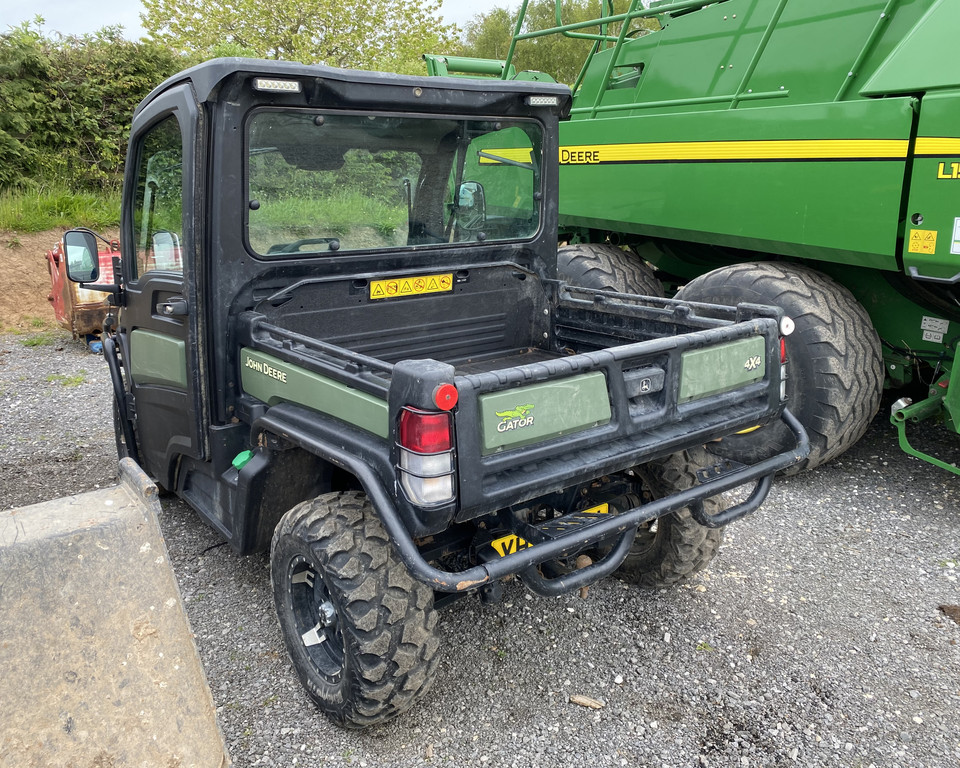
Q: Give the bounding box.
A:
[247,110,543,257]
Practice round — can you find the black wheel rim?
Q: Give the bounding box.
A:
[287,555,345,681]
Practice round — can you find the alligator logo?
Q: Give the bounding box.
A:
[495,404,535,433]
[496,404,534,420]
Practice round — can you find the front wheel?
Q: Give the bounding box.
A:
[617,447,727,588]
[271,491,440,728]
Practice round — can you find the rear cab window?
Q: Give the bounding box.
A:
[246,110,544,257]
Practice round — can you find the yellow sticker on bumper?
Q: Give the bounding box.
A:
[490,503,610,557]
[370,273,453,300]
[490,534,532,558]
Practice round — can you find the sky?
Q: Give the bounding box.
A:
[0,0,504,40]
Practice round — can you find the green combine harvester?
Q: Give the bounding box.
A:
[427,0,960,474]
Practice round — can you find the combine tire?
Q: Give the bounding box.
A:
[558,243,664,297]
[675,262,882,474]
[271,491,440,728]
[618,447,727,587]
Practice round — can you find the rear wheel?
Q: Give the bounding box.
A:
[271,491,440,728]
[675,262,883,473]
[558,243,664,297]
[617,447,727,587]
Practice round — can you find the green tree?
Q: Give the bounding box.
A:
[141,0,457,75]
[43,27,190,186]
[0,21,51,186]
[0,19,188,190]
[458,0,659,86]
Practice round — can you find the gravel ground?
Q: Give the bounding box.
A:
[3,332,960,768]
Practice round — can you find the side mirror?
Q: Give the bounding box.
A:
[152,230,181,271]
[457,181,486,229]
[64,230,100,283]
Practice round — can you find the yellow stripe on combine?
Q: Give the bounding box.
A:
[915,137,960,156]
[558,139,910,164]
[479,148,534,164]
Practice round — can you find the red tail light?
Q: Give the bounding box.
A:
[780,337,787,364]
[399,409,452,453]
[397,407,456,506]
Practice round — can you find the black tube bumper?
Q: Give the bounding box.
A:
[255,407,808,596]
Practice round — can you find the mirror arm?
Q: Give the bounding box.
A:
[78,282,122,299]
[75,226,117,248]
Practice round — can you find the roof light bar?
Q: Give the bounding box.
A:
[526,95,559,107]
[253,78,302,93]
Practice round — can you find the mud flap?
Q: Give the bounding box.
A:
[0,458,229,767]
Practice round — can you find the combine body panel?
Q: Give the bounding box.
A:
[437,0,960,472]
[559,0,956,278]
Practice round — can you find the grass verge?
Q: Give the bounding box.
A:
[0,187,122,233]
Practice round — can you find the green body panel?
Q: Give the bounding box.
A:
[553,0,958,274]
[679,336,766,403]
[902,91,960,282]
[559,97,914,270]
[479,371,611,454]
[571,0,935,118]
[130,329,187,388]
[240,349,389,438]
[863,0,960,96]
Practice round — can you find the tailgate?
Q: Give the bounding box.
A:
[453,288,785,518]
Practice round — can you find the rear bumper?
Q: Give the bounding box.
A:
[341,409,807,594]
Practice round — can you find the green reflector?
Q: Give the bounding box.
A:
[232,450,255,470]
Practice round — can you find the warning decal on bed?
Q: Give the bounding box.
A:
[369,273,454,300]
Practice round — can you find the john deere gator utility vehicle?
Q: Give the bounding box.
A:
[428,0,960,474]
[62,58,805,726]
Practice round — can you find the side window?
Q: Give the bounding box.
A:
[132,115,184,277]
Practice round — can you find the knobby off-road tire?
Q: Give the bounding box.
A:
[675,262,883,474]
[558,243,665,297]
[271,491,440,728]
[617,447,727,588]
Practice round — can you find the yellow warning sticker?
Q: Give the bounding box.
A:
[908,229,938,255]
[490,533,532,557]
[581,502,610,515]
[369,273,454,300]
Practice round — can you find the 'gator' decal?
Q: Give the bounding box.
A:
[495,404,535,432]
[479,373,610,454]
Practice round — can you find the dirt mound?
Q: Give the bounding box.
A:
[0,229,64,331]
[0,229,119,332]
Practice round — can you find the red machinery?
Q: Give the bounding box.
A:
[46,237,118,338]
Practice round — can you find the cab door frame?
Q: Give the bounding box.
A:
[116,82,207,489]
